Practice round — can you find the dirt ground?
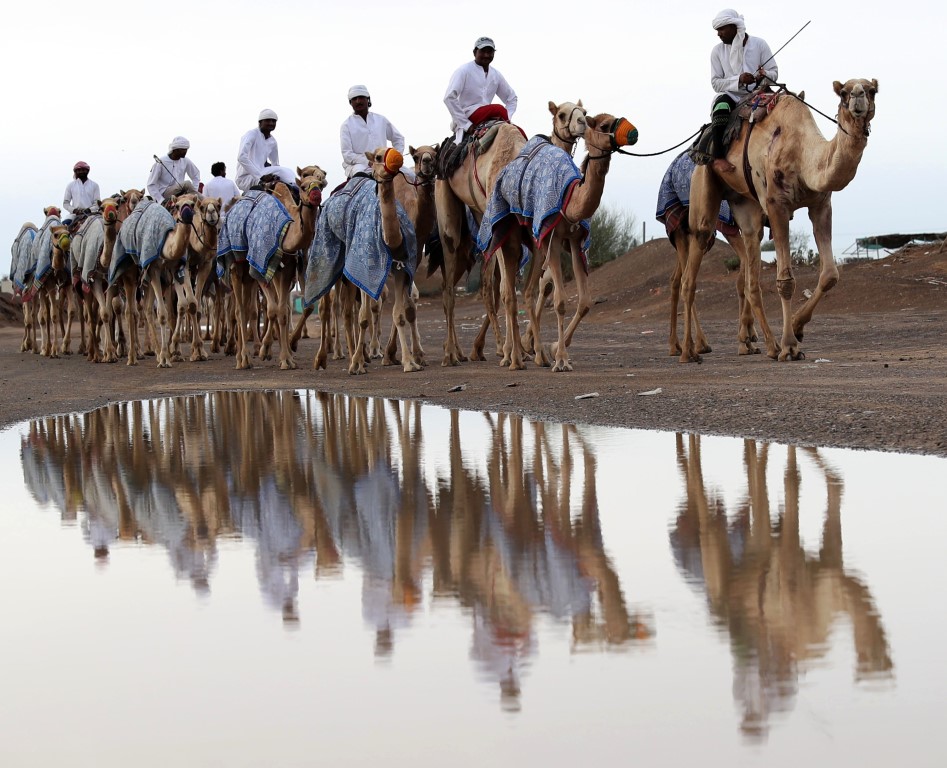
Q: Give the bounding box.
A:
[2,239,945,457]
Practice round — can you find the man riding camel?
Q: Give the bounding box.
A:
[709,9,778,174]
[443,36,518,144]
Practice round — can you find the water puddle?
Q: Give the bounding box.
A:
[2,391,944,766]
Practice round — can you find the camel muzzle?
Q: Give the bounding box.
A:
[609,118,638,149]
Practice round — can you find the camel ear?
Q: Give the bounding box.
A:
[577,99,583,108]
[871,78,879,94]
[548,101,557,115]
[833,81,844,96]
[296,166,304,176]
[365,151,374,163]
[409,145,417,156]
[798,90,805,101]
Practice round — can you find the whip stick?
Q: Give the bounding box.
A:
[759,20,811,70]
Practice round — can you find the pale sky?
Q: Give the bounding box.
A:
[2,1,935,272]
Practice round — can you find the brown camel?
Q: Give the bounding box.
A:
[173,194,222,362]
[480,112,638,371]
[108,197,193,367]
[354,147,420,375]
[69,196,122,363]
[434,123,528,367]
[388,143,438,367]
[679,78,878,363]
[671,433,893,737]
[228,170,324,370]
[474,101,590,362]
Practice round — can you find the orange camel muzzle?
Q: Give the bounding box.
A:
[383,148,404,175]
[610,117,638,148]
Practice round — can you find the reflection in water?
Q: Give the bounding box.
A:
[18,391,651,708]
[669,434,894,740]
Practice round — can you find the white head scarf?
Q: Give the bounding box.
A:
[712,9,747,74]
[169,136,190,151]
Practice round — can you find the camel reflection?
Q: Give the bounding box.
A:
[19,391,641,705]
[670,433,893,739]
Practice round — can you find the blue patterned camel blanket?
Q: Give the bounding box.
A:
[71,214,106,284]
[656,151,737,236]
[29,214,63,293]
[477,136,590,266]
[303,176,418,305]
[11,224,37,293]
[109,199,175,285]
[216,189,292,282]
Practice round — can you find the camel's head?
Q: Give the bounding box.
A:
[44,205,61,220]
[408,144,438,183]
[168,195,195,226]
[195,195,221,228]
[584,113,639,151]
[99,197,120,225]
[297,165,329,191]
[834,78,878,128]
[549,100,587,145]
[117,189,144,222]
[298,172,326,208]
[366,147,403,181]
[50,225,71,268]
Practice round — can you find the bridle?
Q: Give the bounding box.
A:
[553,105,587,156]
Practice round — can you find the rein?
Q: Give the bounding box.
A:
[610,127,703,158]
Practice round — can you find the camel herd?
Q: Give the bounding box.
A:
[9,79,877,373]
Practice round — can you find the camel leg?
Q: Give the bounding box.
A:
[145,271,173,368]
[729,205,778,359]
[525,244,555,368]
[552,239,595,370]
[349,290,370,375]
[679,167,725,363]
[290,304,313,353]
[386,271,422,373]
[95,281,118,363]
[190,260,213,361]
[792,202,838,342]
[230,266,253,370]
[274,264,297,370]
[368,289,385,360]
[496,240,526,370]
[435,182,469,366]
[668,233,686,356]
[121,278,139,366]
[313,292,331,370]
[768,211,804,361]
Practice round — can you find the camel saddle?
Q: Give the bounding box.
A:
[688,89,783,166]
[436,119,508,180]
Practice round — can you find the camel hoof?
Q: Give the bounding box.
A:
[552,360,573,372]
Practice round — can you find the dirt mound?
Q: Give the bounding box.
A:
[0,293,23,325]
[585,239,947,325]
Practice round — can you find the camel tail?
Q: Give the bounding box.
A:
[425,229,444,278]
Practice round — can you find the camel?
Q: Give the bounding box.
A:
[69,196,123,363]
[656,151,769,358]
[10,222,38,352]
[220,169,324,370]
[479,112,638,370]
[25,208,71,358]
[670,433,893,736]
[308,144,434,373]
[474,101,590,362]
[170,194,221,362]
[679,78,878,363]
[305,147,421,375]
[434,121,529,367]
[108,197,194,367]
[388,143,438,367]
